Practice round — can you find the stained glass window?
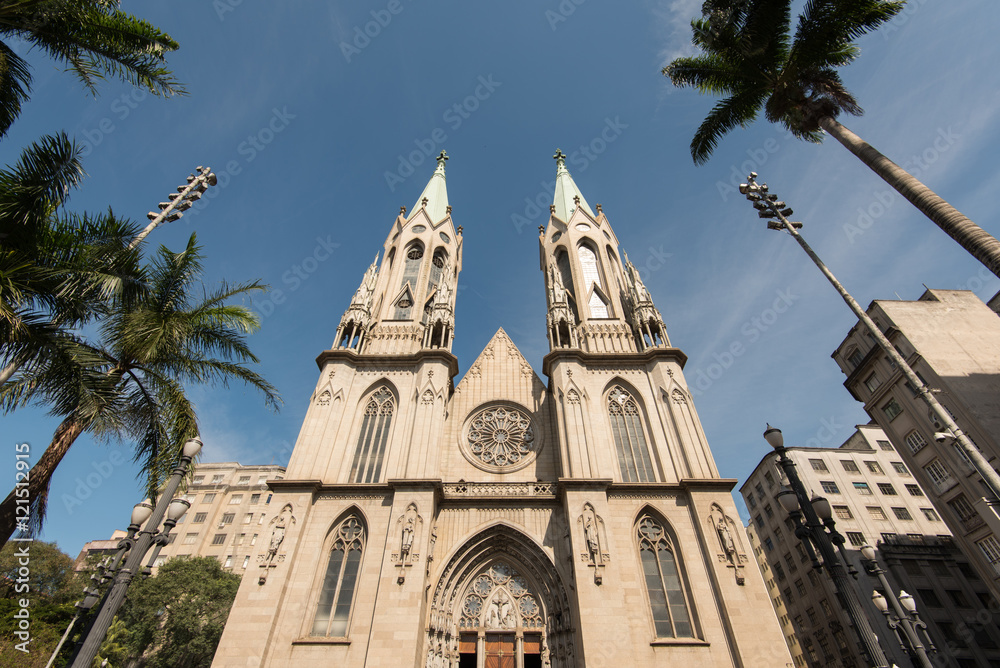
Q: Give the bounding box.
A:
[636,515,693,638]
[312,517,365,637]
[608,386,656,482]
[350,388,394,483]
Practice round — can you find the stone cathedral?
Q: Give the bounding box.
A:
[212,152,792,667]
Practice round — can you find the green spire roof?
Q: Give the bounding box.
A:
[409,150,450,222]
[552,149,594,221]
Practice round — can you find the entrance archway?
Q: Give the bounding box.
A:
[426,524,575,667]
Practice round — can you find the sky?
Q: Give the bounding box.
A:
[4,0,1000,558]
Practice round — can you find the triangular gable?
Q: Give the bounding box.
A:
[455,328,546,406]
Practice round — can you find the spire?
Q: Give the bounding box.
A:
[552,149,594,221]
[409,150,450,222]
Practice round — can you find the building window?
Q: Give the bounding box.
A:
[212,534,226,545]
[746,493,756,509]
[183,533,198,545]
[312,517,366,637]
[755,483,765,500]
[229,495,243,504]
[251,534,258,546]
[867,506,887,521]
[224,555,233,568]
[192,475,204,484]
[794,579,806,597]
[809,459,828,472]
[905,484,924,496]
[820,481,840,494]
[877,440,894,451]
[242,555,250,569]
[847,348,864,368]
[864,372,881,392]
[636,515,694,638]
[877,483,897,495]
[257,475,268,484]
[892,507,912,521]
[923,459,953,492]
[764,537,774,552]
[947,589,970,607]
[772,561,785,581]
[764,504,774,519]
[828,505,850,520]
[904,430,927,454]
[238,475,251,484]
[235,533,245,546]
[250,493,260,504]
[764,471,775,487]
[607,386,657,483]
[853,482,872,495]
[882,399,902,420]
[221,513,235,525]
[350,387,395,483]
[917,588,942,607]
[976,536,1000,576]
[202,493,216,503]
[881,532,898,543]
[193,513,207,523]
[891,462,910,476]
[755,514,764,529]
[865,461,884,474]
[841,460,860,473]
[212,474,224,483]
[243,513,253,524]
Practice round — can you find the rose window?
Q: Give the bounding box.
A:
[466,406,535,468]
[459,561,544,630]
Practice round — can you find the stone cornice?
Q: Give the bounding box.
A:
[542,346,687,376]
[315,348,460,378]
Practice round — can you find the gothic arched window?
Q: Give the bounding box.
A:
[607,385,656,482]
[636,514,693,638]
[578,243,609,318]
[426,247,447,297]
[311,516,366,637]
[349,387,394,483]
[394,242,424,319]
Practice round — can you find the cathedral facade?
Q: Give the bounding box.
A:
[212,152,791,667]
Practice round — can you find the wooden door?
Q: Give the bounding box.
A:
[484,634,515,668]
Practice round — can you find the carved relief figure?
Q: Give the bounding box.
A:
[401,516,415,557]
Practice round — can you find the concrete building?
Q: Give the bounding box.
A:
[747,522,807,667]
[832,290,1000,596]
[741,424,1000,668]
[211,153,792,667]
[74,462,286,575]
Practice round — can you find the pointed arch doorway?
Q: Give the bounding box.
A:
[426,525,575,668]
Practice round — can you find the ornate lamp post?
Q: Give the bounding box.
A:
[764,425,890,668]
[860,544,936,668]
[740,173,1000,506]
[69,437,203,668]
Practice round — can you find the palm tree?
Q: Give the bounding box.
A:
[1,132,143,386]
[0,233,281,545]
[0,0,184,137]
[663,0,1000,279]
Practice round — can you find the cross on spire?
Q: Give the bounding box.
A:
[436,150,449,167]
[553,149,566,166]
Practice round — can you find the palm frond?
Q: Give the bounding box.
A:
[691,89,769,164]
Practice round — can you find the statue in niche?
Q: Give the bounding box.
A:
[578,503,609,584]
[394,503,422,583]
[259,504,295,584]
[401,516,415,557]
[717,518,736,560]
[485,591,514,629]
[584,516,599,561]
[709,503,746,585]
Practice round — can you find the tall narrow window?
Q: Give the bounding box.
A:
[636,515,693,638]
[350,388,394,483]
[394,243,423,319]
[577,243,609,318]
[426,248,447,298]
[607,386,656,482]
[311,517,365,637]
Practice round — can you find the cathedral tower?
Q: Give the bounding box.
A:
[213,153,791,668]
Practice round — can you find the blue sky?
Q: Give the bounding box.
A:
[5,1,1000,557]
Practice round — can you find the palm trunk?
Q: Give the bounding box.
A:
[819,116,1000,280]
[0,416,86,548]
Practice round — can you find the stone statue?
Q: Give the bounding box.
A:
[718,518,736,559]
[401,516,415,557]
[584,516,599,561]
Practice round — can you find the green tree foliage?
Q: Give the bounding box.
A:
[115,556,241,668]
[0,0,185,138]
[0,539,81,602]
[663,0,1000,279]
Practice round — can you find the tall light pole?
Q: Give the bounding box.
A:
[860,544,936,668]
[69,437,202,668]
[129,166,217,249]
[741,173,1000,509]
[764,425,891,668]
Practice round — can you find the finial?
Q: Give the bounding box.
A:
[421,197,429,207]
[400,206,407,215]
[539,225,545,235]
[573,195,580,205]
[553,148,566,167]
[596,203,602,213]
[549,204,555,214]
[457,225,463,235]
[446,205,452,214]
[436,150,449,167]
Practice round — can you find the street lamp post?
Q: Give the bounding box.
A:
[861,544,936,668]
[129,166,218,249]
[740,173,1000,507]
[764,425,891,668]
[68,437,202,668]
